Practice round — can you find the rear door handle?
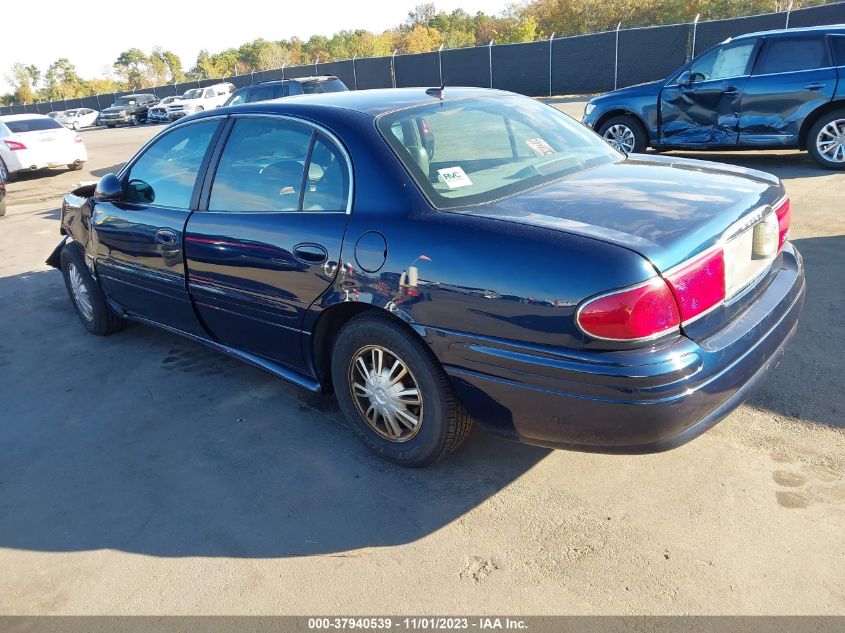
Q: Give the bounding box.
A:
[805,82,825,91]
[722,86,740,95]
[293,243,328,265]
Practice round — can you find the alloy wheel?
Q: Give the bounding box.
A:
[603,124,636,154]
[816,119,845,164]
[68,262,94,322]
[348,344,424,442]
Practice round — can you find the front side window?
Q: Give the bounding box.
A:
[754,36,831,75]
[124,120,218,208]
[377,95,619,208]
[226,89,247,106]
[688,41,756,82]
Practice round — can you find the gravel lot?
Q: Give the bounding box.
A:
[0,104,843,615]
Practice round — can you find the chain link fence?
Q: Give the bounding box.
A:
[2,1,843,115]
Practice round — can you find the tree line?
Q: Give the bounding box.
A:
[2,0,829,105]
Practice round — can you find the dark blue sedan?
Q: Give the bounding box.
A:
[49,88,804,466]
[583,25,845,168]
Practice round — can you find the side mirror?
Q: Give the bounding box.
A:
[94,173,123,202]
[676,71,691,87]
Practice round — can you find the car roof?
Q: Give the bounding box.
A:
[0,114,52,121]
[733,23,845,40]
[218,87,511,118]
[245,75,340,88]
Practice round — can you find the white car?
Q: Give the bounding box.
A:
[167,83,235,120]
[47,111,65,119]
[0,114,88,180]
[147,96,179,123]
[56,108,100,130]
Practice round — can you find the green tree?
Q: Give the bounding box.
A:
[6,63,41,103]
[44,58,84,100]
[114,48,150,89]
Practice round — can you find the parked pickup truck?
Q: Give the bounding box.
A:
[167,83,235,120]
[99,94,159,127]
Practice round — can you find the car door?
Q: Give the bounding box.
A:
[184,115,352,369]
[91,118,223,334]
[659,38,759,146]
[739,33,836,146]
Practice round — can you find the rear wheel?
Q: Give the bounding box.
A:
[0,158,10,182]
[807,109,845,170]
[331,314,472,467]
[599,114,648,154]
[72,121,80,130]
[60,246,126,336]
[67,161,84,171]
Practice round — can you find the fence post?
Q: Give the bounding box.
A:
[95,94,101,110]
[438,44,444,86]
[391,50,397,88]
[548,32,555,97]
[315,58,320,75]
[691,14,700,59]
[614,22,622,91]
[785,0,794,28]
[352,56,358,90]
[488,40,494,88]
[282,63,286,80]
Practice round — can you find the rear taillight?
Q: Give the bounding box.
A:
[576,278,680,341]
[4,140,26,151]
[774,197,791,251]
[664,247,726,323]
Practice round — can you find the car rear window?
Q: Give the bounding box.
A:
[5,117,64,133]
[754,36,830,74]
[300,79,347,94]
[377,95,619,209]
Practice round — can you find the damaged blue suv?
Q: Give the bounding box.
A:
[582,25,845,168]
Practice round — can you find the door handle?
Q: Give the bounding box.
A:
[154,228,181,255]
[293,243,328,265]
[804,82,825,91]
[722,86,740,95]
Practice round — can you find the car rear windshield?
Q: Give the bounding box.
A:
[5,117,64,133]
[377,95,620,209]
[300,79,347,94]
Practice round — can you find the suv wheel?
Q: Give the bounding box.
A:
[808,109,845,170]
[331,314,473,467]
[599,115,648,154]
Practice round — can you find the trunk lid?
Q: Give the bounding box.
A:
[460,154,783,272]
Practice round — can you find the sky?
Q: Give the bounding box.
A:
[1,0,513,93]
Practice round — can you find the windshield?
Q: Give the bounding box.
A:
[6,117,64,133]
[64,110,80,117]
[112,97,137,106]
[160,97,176,105]
[377,95,620,209]
[182,89,203,100]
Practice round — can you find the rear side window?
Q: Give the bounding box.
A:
[831,36,845,66]
[125,120,218,208]
[302,134,350,211]
[5,117,63,133]
[754,36,830,74]
[247,86,274,103]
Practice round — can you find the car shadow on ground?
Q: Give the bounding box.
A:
[748,234,845,431]
[0,269,550,559]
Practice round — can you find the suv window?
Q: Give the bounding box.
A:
[204,88,215,98]
[226,89,248,106]
[754,36,830,74]
[301,79,347,94]
[125,120,218,208]
[209,118,313,212]
[687,41,756,82]
[832,36,845,66]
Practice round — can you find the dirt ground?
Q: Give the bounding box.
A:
[0,105,843,615]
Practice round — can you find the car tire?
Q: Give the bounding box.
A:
[807,109,845,170]
[60,245,127,336]
[106,125,114,129]
[599,114,648,154]
[72,121,80,130]
[0,158,10,182]
[331,313,472,467]
[130,115,139,126]
[67,161,85,171]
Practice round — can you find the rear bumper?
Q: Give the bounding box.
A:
[440,245,805,453]
[3,145,87,172]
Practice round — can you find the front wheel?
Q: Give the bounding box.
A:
[60,246,127,335]
[599,114,648,154]
[67,161,84,171]
[331,314,472,467]
[71,121,80,130]
[807,109,845,170]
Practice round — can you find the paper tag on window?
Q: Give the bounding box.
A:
[526,138,556,156]
[437,166,473,189]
